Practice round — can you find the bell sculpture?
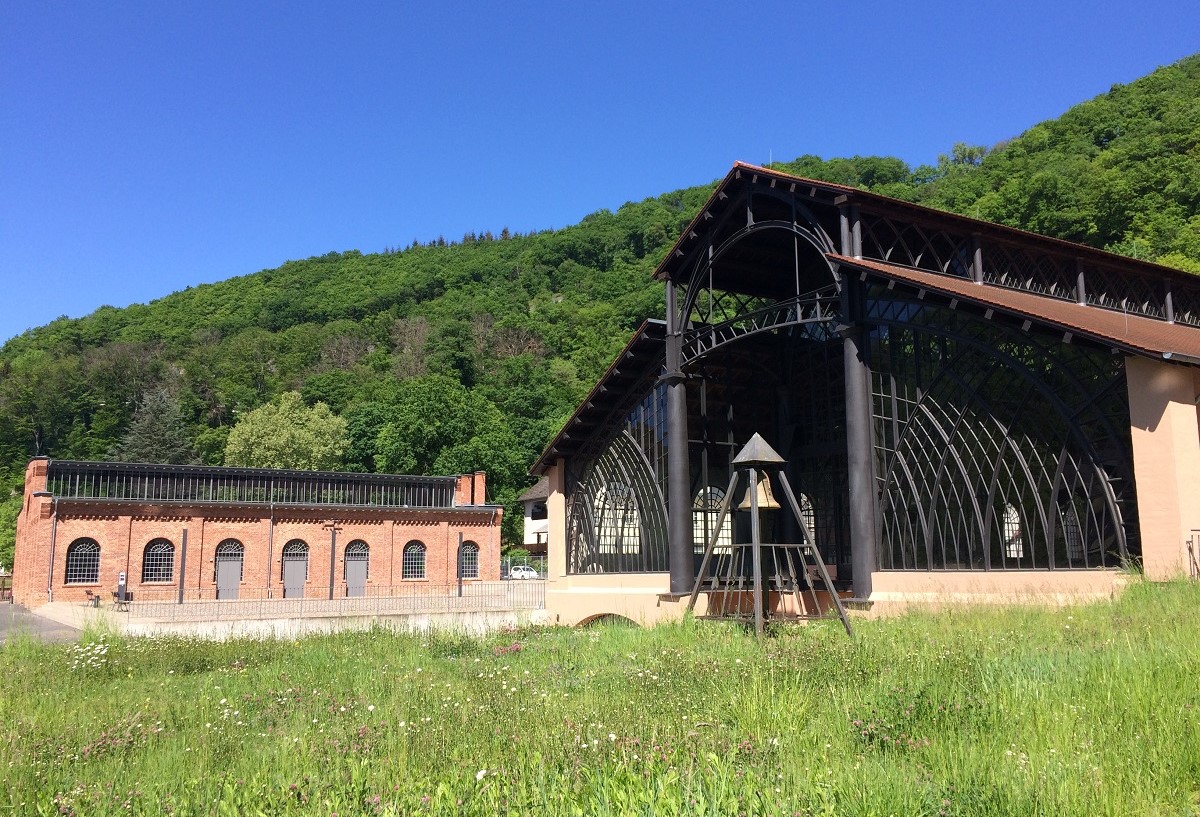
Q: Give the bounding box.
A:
[687,432,852,638]
[737,472,782,511]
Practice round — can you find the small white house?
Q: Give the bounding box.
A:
[518,477,549,556]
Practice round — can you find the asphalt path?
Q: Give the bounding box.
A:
[0,603,80,644]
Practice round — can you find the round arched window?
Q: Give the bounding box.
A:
[402,541,426,580]
[65,538,100,585]
[460,541,479,579]
[141,539,175,583]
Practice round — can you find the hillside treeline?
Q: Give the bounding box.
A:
[2,54,1198,566]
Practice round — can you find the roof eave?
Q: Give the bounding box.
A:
[654,161,1199,286]
[829,253,1200,363]
[530,320,667,475]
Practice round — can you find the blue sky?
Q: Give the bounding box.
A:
[2,1,1197,344]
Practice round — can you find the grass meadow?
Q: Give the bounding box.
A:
[3,580,1200,816]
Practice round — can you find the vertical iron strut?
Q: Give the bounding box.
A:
[666,280,693,593]
[748,464,764,637]
[840,206,878,602]
[178,528,188,605]
[842,276,876,601]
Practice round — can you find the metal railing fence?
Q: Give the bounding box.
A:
[105,581,544,621]
[501,556,548,577]
[46,461,457,509]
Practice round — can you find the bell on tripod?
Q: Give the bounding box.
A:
[737,472,781,511]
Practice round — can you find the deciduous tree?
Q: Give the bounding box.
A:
[224,392,348,470]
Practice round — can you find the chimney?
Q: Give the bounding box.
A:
[26,457,50,494]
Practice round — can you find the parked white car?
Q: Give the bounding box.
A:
[508,565,540,580]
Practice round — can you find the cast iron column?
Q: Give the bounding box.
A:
[178,528,188,605]
[666,280,693,594]
[841,204,876,600]
[748,465,765,637]
[325,521,341,600]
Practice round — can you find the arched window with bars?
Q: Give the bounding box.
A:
[693,486,732,554]
[65,538,100,585]
[595,482,641,555]
[402,541,426,580]
[1002,504,1023,560]
[798,493,817,547]
[141,539,175,583]
[460,541,480,579]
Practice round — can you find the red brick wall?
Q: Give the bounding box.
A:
[12,462,503,608]
[453,472,490,506]
[12,458,52,607]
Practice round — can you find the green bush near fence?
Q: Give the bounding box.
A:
[3,579,1200,816]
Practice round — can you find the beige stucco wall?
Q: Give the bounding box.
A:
[541,460,695,626]
[544,572,690,626]
[867,569,1127,613]
[546,460,567,580]
[542,569,1126,626]
[1126,355,1200,579]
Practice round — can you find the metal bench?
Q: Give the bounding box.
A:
[111,590,133,612]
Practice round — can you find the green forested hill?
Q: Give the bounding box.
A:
[2,54,1198,565]
[773,54,1200,267]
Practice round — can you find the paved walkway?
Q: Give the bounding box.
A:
[2,580,547,642]
[0,603,83,644]
[4,585,548,641]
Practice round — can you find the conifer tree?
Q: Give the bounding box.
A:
[108,387,199,465]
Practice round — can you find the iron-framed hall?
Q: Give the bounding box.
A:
[534,162,1200,625]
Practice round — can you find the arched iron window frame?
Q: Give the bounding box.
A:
[566,428,670,574]
[692,485,733,554]
[460,540,480,579]
[141,538,175,583]
[402,540,426,580]
[798,492,817,546]
[676,199,840,328]
[65,538,101,585]
[868,299,1132,571]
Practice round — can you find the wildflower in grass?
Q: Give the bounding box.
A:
[476,769,487,781]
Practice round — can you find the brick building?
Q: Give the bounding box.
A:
[13,458,502,608]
